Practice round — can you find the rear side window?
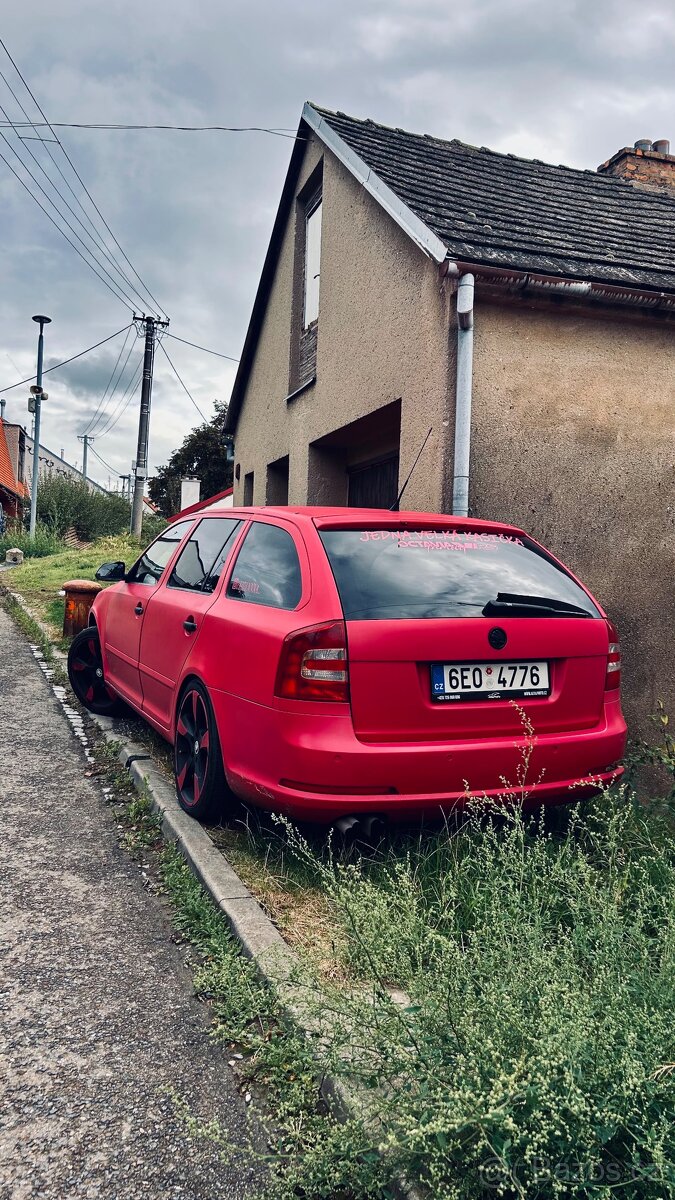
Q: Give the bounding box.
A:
[227,522,302,609]
[127,519,193,585]
[319,528,600,620]
[168,518,242,592]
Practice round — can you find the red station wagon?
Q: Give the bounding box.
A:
[67,507,627,828]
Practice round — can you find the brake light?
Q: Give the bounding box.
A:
[605,619,621,690]
[275,620,349,702]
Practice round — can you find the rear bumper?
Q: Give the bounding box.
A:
[213,689,627,823]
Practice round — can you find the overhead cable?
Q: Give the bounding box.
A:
[0,325,132,393]
[158,341,208,423]
[82,325,136,436]
[0,146,139,310]
[95,356,144,438]
[0,74,157,313]
[166,332,239,362]
[0,37,167,317]
[0,120,296,137]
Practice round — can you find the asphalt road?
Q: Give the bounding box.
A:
[0,605,263,1199]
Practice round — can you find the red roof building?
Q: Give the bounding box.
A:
[0,420,28,521]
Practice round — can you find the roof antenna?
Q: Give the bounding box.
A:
[391,426,433,510]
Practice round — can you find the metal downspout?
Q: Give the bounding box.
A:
[452,273,475,517]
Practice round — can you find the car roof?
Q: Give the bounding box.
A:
[173,505,527,538]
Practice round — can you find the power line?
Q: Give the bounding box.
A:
[95,356,144,438]
[0,120,296,138]
[166,332,239,362]
[0,37,167,318]
[0,325,132,392]
[88,442,120,478]
[0,146,139,309]
[158,341,207,423]
[82,325,136,436]
[0,70,158,313]
[0,121,145,310]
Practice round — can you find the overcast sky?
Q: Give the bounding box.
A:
[1,0,673,488]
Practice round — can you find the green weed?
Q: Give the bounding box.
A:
[0,521,64,559]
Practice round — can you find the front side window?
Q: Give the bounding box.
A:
[126,520,193,586]
[168,518,242,592]
[227,522,302,610]
[303,198,322,327]
[319,528,601,620]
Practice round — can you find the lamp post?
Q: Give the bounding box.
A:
[29,314,51,537]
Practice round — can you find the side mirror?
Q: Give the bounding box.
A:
[95,560,126,582]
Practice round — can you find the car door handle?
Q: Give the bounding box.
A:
[134,602,144,615]
[183,617,197,633]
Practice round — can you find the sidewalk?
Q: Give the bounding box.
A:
[0,605,262,1199]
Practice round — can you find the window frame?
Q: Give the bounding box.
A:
[166,516,244,594]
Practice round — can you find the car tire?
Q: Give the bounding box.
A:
[174,679,234,822]
[67,626,125,716]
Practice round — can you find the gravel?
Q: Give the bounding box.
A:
[0,606,264,1199]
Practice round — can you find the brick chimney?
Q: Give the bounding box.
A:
[597,138,675,193]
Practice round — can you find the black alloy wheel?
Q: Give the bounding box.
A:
[174,680,229,821]
[67,626,123,716]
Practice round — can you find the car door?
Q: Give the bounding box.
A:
[138,516,244,732]
[103,519,194,708]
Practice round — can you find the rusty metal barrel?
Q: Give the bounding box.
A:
[62,579,102,638]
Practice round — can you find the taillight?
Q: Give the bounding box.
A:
[605,619,621,690]
[275,620,349,702]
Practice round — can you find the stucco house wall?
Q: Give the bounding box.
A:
[470,298,675,728]
[233,132,453,513]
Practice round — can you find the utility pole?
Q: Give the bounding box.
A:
[29,314,52,538]
[78,433,93,487]
[130,314,168,537]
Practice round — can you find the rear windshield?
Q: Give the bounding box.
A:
[319,529,601,620]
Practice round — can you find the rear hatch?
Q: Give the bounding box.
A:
[318,522,610,743]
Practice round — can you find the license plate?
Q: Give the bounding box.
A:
[430,660,550,702]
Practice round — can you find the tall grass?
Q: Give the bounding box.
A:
[262,791,675,1198]
[0,521,63,559]
[188,790,675,1200]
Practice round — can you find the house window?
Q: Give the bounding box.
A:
[303,198,322,328]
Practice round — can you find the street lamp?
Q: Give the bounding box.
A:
[29,314,51,538]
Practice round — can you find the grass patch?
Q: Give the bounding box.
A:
[7,533,143,629]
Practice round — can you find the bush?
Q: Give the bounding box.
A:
[141,513,168,542]
[0,521,63,559]
[36,475,131,541]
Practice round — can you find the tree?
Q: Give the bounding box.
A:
[148,400,233,517]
